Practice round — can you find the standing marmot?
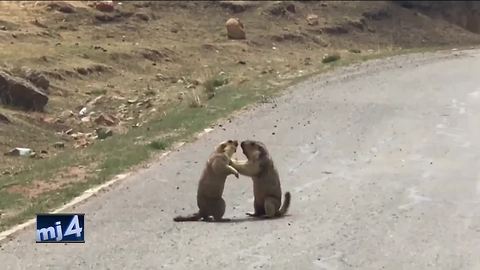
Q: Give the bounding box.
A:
[173,140,239,222]
[231,140,291,218]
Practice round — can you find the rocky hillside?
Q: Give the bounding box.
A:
[397,1,480,33]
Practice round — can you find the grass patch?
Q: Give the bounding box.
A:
[88,88,108,96]
[148,140,168,150]
[203,72,229,99]
[188,89,203,108]
[322,53,341,63]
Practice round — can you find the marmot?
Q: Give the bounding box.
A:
[173,140,239,222]
[231,140,291,218]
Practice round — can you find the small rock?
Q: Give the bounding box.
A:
[0,113,11,124]
[306,14,319,26]
[285,3,296,13]
[155,73,166,81]
[304,57,312,65]
[96,127,113,139]
[135,12,150,21]
[95,14,115,22]
[74,138,90,149]
[225,18,246,40]
[94,113,117,126]
[53,142,65,148]
[238,60,246,65]
[81,116,90,123]
[79,107,87,116]
[95,1,115,12]
[127,99,138,104]
[4,147,33,157]
[60,110,74,119]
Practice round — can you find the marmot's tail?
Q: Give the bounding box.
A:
[278,192,291,216]
[173,212,202,222]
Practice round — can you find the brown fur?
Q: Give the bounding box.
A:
[231,140,291,218]
[173,140,239,222]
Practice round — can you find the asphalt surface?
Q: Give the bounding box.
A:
[1,49,480,270]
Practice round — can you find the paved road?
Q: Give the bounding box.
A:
[1,50,480,270]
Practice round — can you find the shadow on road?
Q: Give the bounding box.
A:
[212,214,292,224]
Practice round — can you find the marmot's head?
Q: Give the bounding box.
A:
[215,140,238,156]
[240,140,270,161]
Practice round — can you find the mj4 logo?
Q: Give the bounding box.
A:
[36,214,83,242]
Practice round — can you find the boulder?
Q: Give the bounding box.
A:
[225,18,246,40]
[0,71,48,111]
[25,69,50,93]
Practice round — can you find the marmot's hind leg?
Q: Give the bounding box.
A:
[246,201,265,217]
[264,196,281,218]
[211,198,227,222]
